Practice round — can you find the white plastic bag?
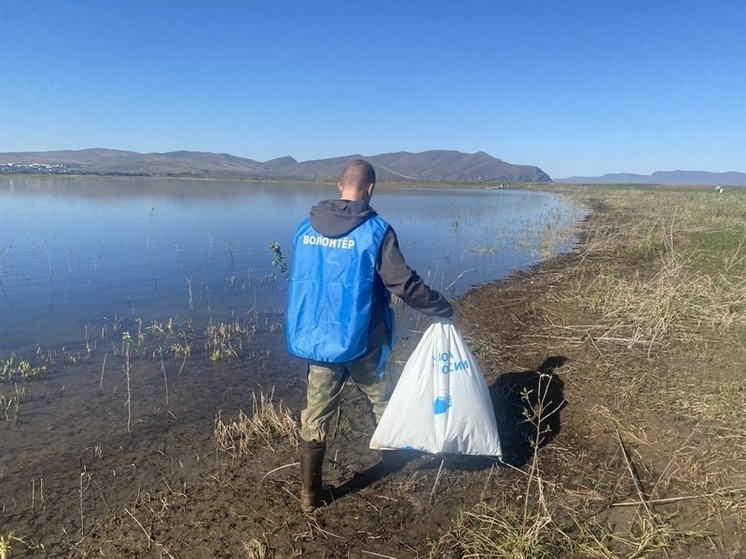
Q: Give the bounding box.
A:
[370,321,502,457]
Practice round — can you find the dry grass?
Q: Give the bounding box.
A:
[553,202,746,354]
[429,503,559,559]
[433,185,746,558]
[243,537,275,559]
[214,390,298,458]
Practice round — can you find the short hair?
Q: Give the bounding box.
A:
[340,159,376,189]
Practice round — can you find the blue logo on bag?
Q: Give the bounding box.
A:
[433,395,452,415]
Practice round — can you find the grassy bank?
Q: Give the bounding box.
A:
[443,184,746,558]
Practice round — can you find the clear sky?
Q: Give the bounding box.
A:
[1,1,744,178]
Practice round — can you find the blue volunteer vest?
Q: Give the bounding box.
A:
[286,215,391,363]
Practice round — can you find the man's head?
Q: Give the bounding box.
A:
[338,159,376,202]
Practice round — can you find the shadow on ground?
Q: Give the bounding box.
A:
[333,356,567,502]
[491,356,568,467]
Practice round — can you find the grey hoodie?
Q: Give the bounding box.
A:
[308,198,454,350]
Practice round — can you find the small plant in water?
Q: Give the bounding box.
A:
[269,242,287,275]
[0,532,42,558]
[122,331,133,434]
[0,384,30,424]
[205,319,255,362]
[170,340,192,360]
[1,353,48,382]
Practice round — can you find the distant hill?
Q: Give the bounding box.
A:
[556,170,746,186]
[0,148,552,183]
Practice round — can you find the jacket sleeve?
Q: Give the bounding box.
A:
[377,227,454,318]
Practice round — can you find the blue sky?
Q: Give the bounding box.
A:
[1,1,744,178]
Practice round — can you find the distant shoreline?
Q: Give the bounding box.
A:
[2,172,735,190]
[0,172,538,189]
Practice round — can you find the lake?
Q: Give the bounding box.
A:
[0,177,585,357]
[0,176,587,547]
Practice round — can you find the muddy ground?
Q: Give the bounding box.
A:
[2,213,746,558]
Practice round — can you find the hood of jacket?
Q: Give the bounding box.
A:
[309,199,378,237]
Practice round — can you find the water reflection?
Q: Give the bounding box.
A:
[0,178,586,355]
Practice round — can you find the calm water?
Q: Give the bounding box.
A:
[0,177,586,355]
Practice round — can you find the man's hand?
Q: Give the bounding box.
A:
[434,310,455,324]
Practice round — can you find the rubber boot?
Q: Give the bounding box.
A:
[299,439,332,512]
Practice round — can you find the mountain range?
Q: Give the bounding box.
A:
[3,149,742,186]
[557,170,746,186]
[0,148,551,183]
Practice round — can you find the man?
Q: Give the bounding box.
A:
[286,159,454,511]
